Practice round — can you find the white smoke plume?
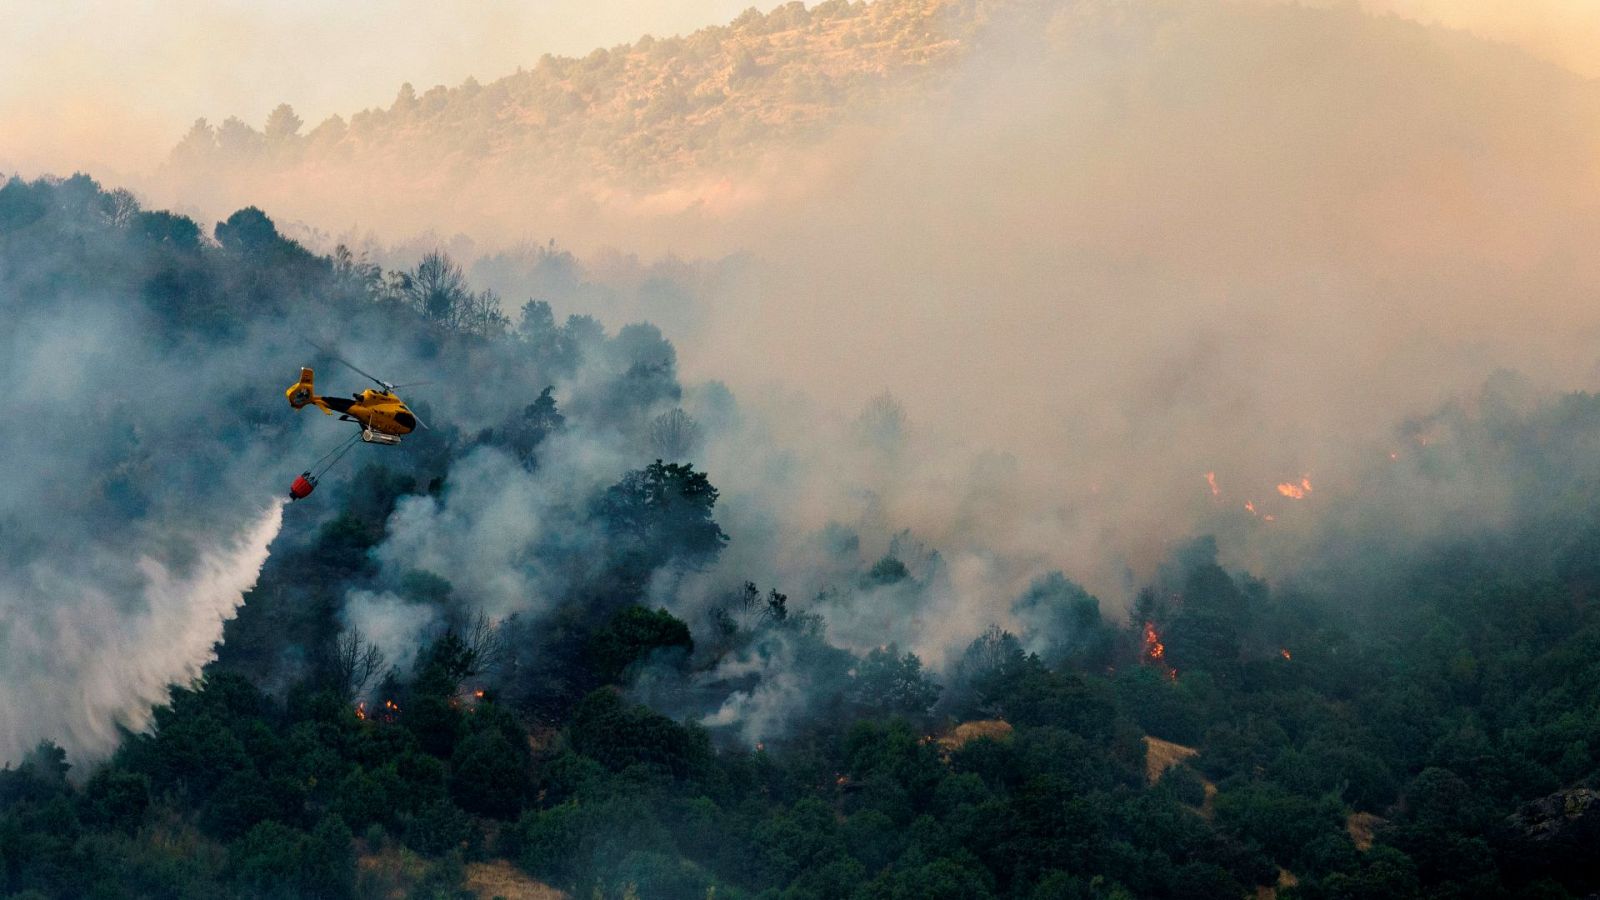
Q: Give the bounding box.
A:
[341,589,441,677]
[0,220,329,764]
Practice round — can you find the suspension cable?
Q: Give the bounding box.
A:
[307,431,362,478]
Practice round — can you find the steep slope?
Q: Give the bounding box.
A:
[156,0,982,234]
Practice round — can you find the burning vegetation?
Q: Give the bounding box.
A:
[1142,620,1177,681]
[1142,621,1166,662]
[12,6,1600,889]
[1276,476,1313,500]
[1207,470,1320,521]
[354,698,402,723]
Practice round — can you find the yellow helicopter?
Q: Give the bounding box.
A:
[285,347,426,446]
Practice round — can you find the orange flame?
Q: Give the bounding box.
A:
[1244,500,1276,522]
[1143,621,1166,661]
[1143,622,1178,681]
[1279,648,1292,660]
[1205,471,1221,497]
[1276,476,1313,500]
[354,701,366,720]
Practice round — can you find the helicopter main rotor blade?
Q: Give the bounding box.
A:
[308,340,394,391]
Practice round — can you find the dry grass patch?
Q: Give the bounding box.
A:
[355,846,432,900]
[937,719,1013,753]
[1347,811,1385,851]
[1142,735,1198,785]
[464,859,568,900]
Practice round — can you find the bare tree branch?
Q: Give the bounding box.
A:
[649,408,701,460]
[463,610,506,676]
[331,627,387,700]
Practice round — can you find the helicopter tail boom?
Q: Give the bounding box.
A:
[285,367,333,415]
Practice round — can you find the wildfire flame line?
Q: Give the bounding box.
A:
[354,699,402,723]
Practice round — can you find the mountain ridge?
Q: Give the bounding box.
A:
[164,0,980,192]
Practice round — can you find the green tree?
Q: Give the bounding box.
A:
[214,206,281,255]
[596,460,729,587]
[852,644,941,716]
[858,857,997,900]
[450,726,531,818]
[589,605,694,682]
[1214,782,1346,870]
[568,689,712,781]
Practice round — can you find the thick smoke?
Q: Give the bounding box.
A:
[14,0,1600,752]
[344,438,627,665]
[668,0,1600,615]
[324,4,1600,568]
[302,1,1600,742]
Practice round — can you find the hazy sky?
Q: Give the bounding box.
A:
[1362,0,1600,76]
[1,0,1597,179]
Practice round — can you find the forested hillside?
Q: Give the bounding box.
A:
[162,0,972,197]
[8,173,1600,899]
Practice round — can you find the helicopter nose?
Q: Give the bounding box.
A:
[395,411,417,431]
